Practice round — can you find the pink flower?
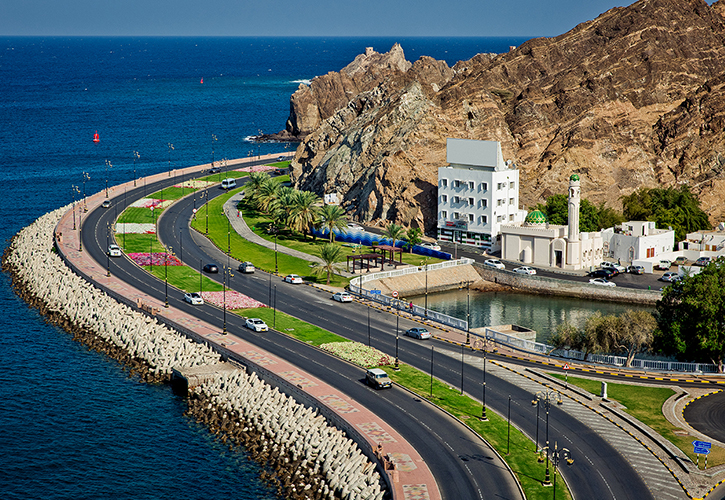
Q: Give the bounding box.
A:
[200,291,266,309]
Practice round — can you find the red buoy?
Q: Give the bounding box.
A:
[93,131,100,143]
[200,77,204,84]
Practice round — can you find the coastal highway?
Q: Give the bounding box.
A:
[81,169,522,500]
[84,168,653,499]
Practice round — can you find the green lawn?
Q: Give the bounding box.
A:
[118,207,158,224]
[390,364,571,499]
[549,373,725,467]
[116,233,166,253]
[147,264,224,293]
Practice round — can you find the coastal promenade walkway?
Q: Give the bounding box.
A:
[54,156,443,500]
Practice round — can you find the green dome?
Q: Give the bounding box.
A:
[570,173,580,181]
[524,210,547,226]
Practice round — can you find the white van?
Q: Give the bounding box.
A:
[221,178,236,190]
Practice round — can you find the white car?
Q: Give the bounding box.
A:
[184,292,204,305]
[513,266,536,275]
[245,318,269,332]
[484,259,505,270]
[283,274,304,284]
[589,278,616,287]
[107,244,122,257]
[420,242,441,251]
[656,260,672,270]
[346,223,363,230]
[405,327,431,339]
[332,292,353,303]
[600,261,626,273]
[660,271,681,282]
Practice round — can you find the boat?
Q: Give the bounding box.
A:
[200,77,204,84]
[93,131,100,143]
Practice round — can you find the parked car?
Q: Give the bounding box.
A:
[660,271,681,282]
[513,266,536,275]
[484,259,505,270]
[589,278,616,287]
[332,292,353,303]
[420,242,441,251]
[184,292,204,305]
[238,261,255,273]
[694,256,711,267]
[107,244,122,257]
[283,274,303,284]
[365,368,392,389]
[203,263,219,274]
[405,327,431,340]
[245,318,269,332]
[600,261,626,273]
[673,256,688,266]
[627,265,644,275]
[588,268,616,279]
[656,260,671,270]
[101,199,111,209]
[346,223,363,230]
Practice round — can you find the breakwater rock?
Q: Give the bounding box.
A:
[3,204,388,500]
[187,370,386,500]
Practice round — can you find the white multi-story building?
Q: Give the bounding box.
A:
[437,139,526,252]
[600,221,675,263]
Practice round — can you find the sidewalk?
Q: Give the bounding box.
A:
[55,155,442,500]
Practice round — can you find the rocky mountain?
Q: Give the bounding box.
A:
[289,0,725,232]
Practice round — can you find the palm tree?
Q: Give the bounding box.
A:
[255,178,281,214]
[311,243,344,285]
[405,227,422,252]
[383,223,405,250]
[245,171,271,209]
[318,204,348,242]
[289,190,321,239]
[270,186,296,229]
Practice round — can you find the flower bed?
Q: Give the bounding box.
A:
[128,252,183,267]
[202,291,266,309]
[129,198,167,209]
[116,223,156,234]
[235,164,277,173]
[174,180,214,189]
[318,342,393,368]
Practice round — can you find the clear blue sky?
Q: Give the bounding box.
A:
[0,0,637,37]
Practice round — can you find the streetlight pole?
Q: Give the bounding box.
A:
[460,342,465,395]
[222,265,228,335]
[133,151,139,187]
[550,442,573,500]
[164,247,169,308]
[394,313,400,371]
[72,185,78,230]
[533,389,561,485]
[205,189,209,235]
[105,159,112,198]
[466,280,471,344]
[481,334,488,420]
[421,257,429,317]
[274,227,278,274]
[273,285,277,329]
[82,171,90,212]
[167,143,174,176]
[106,222,110,277]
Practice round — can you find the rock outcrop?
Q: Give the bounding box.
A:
[288,0,725,231]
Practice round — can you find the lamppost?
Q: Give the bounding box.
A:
[205,188,209,235]
[211,133,217,172]
[82,171,90,212]
[533,390,563,485]
[200,259,203,294]
[105,159,112,198]
[421,257,429,317]
[167,143,174,176]
[150,205,156,272]
[123,185,127,249]
[480,330,488,421]
[273,285,277,329]
[179,228,183,264]
[272,225,279,273]
[466,280,471,344]
[544,442,573,499]
[106,222,111,277]
[394,312,400,371]
[133,151,139,187]
[72,185,79,230]
[164,246,170,308]
[222,264,228,335]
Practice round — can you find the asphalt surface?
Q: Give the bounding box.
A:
[683,391,725,444]
[83,167,657,500]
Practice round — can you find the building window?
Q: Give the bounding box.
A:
[441,179,448,187]
[468,197,474,206]
[454,212,460,219]
[454,179,461,188]
[453,196,460,204]
[497,182,504,190]
[480,215,488,224]
[509,214,514,221]
[509,197,515,205]
[497,199,504,207]
[468,213,474,222]
[441,210,448,219]
[481,199,488,208]
[468,181,475,190]
[497,215,503,222]
[510,181,515,189]
[441,194,448,203]
[481,182,488,191]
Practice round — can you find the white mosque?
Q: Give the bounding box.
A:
[499,174,605,270]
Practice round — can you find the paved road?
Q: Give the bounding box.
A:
[683,391,725,444]
[83,169,523,500]
[155,180,659,500]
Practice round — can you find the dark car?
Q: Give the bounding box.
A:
[203,263,219,274]
[209,166,221,174]
[588,268,616,279]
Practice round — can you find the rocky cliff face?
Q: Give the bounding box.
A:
[290,0,725,231]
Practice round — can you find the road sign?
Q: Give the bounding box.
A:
[370,290,381,295]
[392,291,399,298]
[694,447,711,455]
[563,363,570,370]
[693,440,711,449]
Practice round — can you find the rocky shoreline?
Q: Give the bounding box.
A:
[2,204,387,500]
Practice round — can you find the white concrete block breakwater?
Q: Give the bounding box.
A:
[4,205,387,500]
[190,370,385,500]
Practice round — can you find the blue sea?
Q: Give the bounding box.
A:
[0,36,529,499]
